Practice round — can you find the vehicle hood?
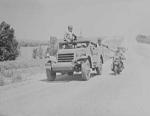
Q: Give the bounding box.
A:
[57,48,86,54]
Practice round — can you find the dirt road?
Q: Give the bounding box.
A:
[0,41,150,116]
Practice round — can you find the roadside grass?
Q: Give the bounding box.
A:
[136,35,150,44]
[0,59,46,86]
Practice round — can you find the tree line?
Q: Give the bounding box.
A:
[19,40,49,47]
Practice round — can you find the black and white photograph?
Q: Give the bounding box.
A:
[0,0,149,116]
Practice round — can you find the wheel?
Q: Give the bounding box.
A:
[96,63,102,75]
[68,72,73,76]
[81,60,91,81]
[120,61,124,72]
[111,63,114,71]
[117,70,120,74]
[46,68,56,81]
[114,65,118,75]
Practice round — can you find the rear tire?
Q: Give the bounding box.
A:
[81,60,91,81]
[46,68,56,81]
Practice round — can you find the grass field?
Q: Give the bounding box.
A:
[0,46,48,86]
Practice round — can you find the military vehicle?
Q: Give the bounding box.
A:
[45,38,103,81]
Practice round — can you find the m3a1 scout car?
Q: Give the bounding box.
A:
[45,38,103,81]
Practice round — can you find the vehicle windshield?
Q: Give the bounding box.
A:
[59,41,90,49]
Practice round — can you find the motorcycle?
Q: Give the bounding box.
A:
[111,57,125,75]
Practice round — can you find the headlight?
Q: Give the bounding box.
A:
[92,62,97,65]
[49,56,57,63]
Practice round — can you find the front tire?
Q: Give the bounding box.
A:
[81,60,91,81]
[46,68,56,81]
[114,65,119,75]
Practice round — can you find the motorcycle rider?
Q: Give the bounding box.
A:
[115,47,125,60]
[112,47,125,72]
[97,39,104,64]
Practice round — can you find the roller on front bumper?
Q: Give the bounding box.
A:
[46,62,74,72]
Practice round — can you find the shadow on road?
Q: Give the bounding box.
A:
[109,72,116,76]
[41,74,96,83]
[40,74,83,83]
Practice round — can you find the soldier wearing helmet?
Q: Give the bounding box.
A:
[97,38,104,64]
[114,47,122,59]
[64,25,77,43]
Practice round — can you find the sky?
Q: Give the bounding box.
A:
[0,0,150,41]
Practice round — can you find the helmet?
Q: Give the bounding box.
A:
[68,25,73,30]
[116,47,121,53]
[97,38,102,45]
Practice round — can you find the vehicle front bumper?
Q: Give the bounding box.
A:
[51,62,74,72]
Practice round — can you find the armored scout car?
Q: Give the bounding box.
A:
[45,38,103,81]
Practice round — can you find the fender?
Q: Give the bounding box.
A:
[76,56,92,68]
[77,56,88,61]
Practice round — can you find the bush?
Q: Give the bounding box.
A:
[32,48,37,59]
[0,21,19,61]
[136,34,150,44]
[32,46,43,59]
[46,36,58,56]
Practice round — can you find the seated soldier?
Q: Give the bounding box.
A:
[115,47,125,60]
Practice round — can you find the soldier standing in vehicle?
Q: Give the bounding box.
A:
[97,39,104,64]
[64,25,77,43]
